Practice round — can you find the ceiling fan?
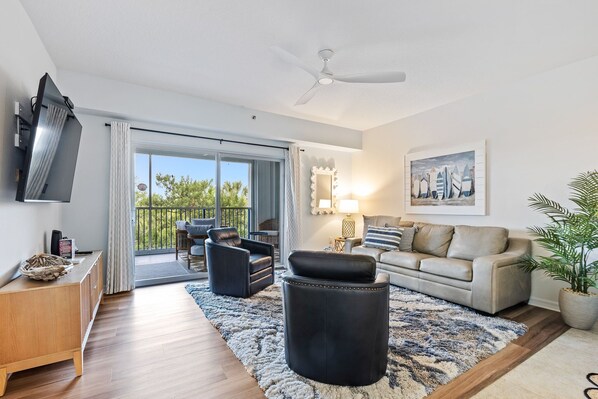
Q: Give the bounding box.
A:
[272,47,406,105]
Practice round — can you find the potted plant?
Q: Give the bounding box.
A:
[521,170,598,329]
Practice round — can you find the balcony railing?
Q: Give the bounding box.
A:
[135,206,251,254]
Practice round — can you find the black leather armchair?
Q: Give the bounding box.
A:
[283,251,389,386]
[205,227,274,298]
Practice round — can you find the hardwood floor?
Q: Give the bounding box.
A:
[2,283,568,399]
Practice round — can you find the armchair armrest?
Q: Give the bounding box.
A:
[472,238,532,314]
[241,238,274,258]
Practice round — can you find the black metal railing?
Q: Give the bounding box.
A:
[135,206,251,254]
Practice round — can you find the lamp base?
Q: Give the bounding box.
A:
[342,216,355,238]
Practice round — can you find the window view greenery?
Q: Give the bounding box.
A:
[135,153,250,253]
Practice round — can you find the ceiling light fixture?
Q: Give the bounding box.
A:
[318,76,333,85]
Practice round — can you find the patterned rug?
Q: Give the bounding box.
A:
[185,277,527,399]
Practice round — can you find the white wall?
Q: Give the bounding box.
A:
[58,70,362,151]
[0,0,63,287]
[353,56,598,310]
[299,146,353,251]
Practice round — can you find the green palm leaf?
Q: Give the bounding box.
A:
[521,171,598,294]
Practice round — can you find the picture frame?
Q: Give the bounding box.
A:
[59,238,75,259]
[404,140,486,215]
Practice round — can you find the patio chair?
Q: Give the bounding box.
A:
[175,220,190,260]
[187,218,215,269]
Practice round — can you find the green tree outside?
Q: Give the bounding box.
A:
[135,173,249,251]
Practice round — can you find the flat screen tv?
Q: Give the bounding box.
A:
[16,73,82,202]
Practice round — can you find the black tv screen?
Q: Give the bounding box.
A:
[16,73,82,202]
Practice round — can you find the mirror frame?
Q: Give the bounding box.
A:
[310,166,338,215]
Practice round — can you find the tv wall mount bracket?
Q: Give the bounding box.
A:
[14,101,31,151]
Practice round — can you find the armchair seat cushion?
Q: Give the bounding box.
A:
[419,258,473,282]
[249,254,272,274]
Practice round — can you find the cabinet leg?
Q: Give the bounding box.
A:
[73,351,83,376]
[0,367,7,397]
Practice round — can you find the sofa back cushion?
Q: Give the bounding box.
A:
[398,227,416,252]
[413,223,455,257]
[447,225,509,261]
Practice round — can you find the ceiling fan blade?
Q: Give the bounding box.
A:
[271,46,319,79]
[333,71,406,83]
[295,82,321,105]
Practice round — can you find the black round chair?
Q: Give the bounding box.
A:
[205,227,274,298]
[282,250,389,386]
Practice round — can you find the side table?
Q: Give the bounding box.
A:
[334,237,346,252]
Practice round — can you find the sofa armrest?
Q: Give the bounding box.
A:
[343,237,363,253]
[471,238,532,314]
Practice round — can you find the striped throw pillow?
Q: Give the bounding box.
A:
[363,225,403,251]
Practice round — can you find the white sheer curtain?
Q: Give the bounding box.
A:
[283,144,301,267]
[106,121,135,294]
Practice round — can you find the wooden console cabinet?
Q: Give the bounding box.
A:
[0,251,103,396]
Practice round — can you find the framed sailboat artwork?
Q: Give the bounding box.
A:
[404,140,486,215]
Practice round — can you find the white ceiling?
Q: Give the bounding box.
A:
[19,0,598,131]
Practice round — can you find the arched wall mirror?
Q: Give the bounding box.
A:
[310,166,338,215]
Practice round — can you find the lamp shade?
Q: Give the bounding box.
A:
[338,199,359,214]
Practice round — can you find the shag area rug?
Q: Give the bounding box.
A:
[185,278,527,399]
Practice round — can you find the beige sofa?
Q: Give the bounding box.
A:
[350,221,531,314]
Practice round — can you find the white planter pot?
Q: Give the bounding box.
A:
[558,288,598,330]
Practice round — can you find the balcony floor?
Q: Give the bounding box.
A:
[135,252,207,286]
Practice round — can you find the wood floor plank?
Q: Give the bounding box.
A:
[2,282,567,399]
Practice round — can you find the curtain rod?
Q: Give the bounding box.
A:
[104,123,290,151]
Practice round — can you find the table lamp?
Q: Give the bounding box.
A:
[338,199,359,238]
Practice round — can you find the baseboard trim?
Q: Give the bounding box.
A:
[528,297,559,312]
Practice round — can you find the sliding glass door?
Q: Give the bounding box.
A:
[134,150,282,285]
[220,155,281,262]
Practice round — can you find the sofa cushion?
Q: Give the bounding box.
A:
[447,225,509,261]
[351,245,386,261]
[413,223,455,257]
[362,215,401,240]
[379,251,436,270]
[419,258,473,282]
[398,227,416,252]
[363,226,402,250]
